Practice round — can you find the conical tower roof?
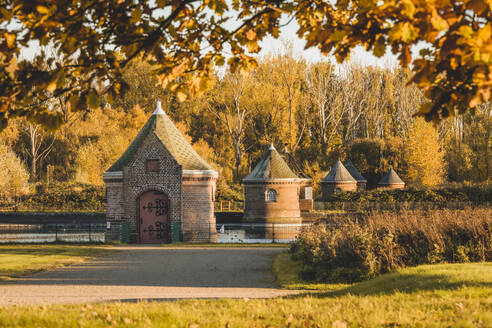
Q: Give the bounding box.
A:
[244,143,298,181]
[281,146,310,179]
[378,168,405,185]
[107,101,212,172]
[322,159,356,183]
[345,159,367,182]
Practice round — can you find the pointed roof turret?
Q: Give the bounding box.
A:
[322,159,356,183]
[345,159,367,182]
[378,168,405,185]
[244,144,298,181]
[107,101,212,172]
[281,144,310,179]
[153,100,165,115]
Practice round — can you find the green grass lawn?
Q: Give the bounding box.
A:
[0,245,112,280]
[273,252,351,290]
[0,253,490,327]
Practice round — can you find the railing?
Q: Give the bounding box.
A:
[0,223,106,243]
[179,222,311,244]
[214,200,244,212]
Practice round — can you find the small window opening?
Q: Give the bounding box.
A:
[145,159,159,172]
[266,189,277,202]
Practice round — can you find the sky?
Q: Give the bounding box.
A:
[19,9,400,71]
[256,19,399,69]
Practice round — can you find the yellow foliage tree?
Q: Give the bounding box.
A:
[404,118,445,186]
[74,105,147,185]
[0,143,30,198]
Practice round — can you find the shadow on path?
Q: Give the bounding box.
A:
[3,247,284,289]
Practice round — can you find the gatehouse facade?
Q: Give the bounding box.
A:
[103,102,218,243]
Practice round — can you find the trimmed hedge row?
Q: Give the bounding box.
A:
[0,183,105,212]
[319,185,492,203]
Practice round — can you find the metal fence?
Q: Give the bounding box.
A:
[0,223,106,243]
[216,222,310,243]
[179,222,311,243]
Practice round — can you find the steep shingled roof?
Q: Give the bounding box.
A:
[345,159,367,182]
[378,168,405,185]
[243,143,298,181]
[322,159,356,183]
[107,101,212,172]
[281,147,310,179]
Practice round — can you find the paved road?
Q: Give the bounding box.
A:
[0,246,299,305]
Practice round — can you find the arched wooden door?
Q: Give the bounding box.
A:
[138,190,170,243]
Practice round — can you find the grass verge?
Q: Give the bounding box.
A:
[0,262,491,327]
[0,244,112,280]
[273,252,349,290]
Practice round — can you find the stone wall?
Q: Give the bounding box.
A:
[124,133,182,242]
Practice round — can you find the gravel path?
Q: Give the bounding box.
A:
[0,246,299,305]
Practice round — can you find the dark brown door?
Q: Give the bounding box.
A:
[138,190,170,244]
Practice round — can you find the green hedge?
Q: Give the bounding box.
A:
[319,185,492,203]
[0,183,105,212]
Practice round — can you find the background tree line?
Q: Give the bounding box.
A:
[0,51,491,200]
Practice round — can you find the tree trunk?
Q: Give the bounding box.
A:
[233,141,242,183]
[30,155,37,181]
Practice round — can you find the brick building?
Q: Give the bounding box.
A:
[243,144,302,239]
[281,146,313,211]
[378,168,405,190]
[321,159,357,200]
[103,101,218,243]
[345,159,367,191]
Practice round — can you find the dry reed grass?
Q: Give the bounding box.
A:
[291,207,492,282]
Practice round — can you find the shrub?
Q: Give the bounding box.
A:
[0,144,30,198]
[318,185,492,204]
[290,208,492,283]
[0,182,105,211]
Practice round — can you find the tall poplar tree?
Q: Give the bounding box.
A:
[404,118,445,186]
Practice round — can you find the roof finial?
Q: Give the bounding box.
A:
[283,143,289,154]
[153,100,165,115]
[269,142,275,150]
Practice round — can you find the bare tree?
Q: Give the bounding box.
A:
[206,71,251,182]
[22,122,55,181]
[305,62,346,152]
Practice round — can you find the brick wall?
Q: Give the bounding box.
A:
[243,180,301,223]
[103,172,124,240]
[356,181,367,191]
[182,171,218,242]
[321,181,357,201]
[377,183,405,190]
[104,132,219,243]
[124,133,183,242]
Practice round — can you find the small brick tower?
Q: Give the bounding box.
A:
[345,159,367,191]
[321,159,357,200]
[243,143,301,239]
[378,168,405,190]
[103,101,218,243]
[281,145,313,211]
